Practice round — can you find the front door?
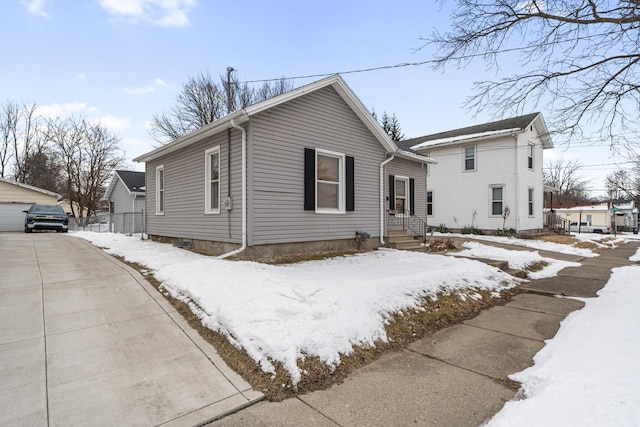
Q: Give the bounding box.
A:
[395,177,409,215]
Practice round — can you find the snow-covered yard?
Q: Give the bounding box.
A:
[72,231,640,424]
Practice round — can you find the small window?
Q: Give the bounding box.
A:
[464,146,476,171]
[205,146,220,214]
[155,165,164,215]
[527,144,534,170]
[316,149,344,213]
[491,186,504,216]
[528,188,534,216]
[586,214,592,224]
[427,190,433,216]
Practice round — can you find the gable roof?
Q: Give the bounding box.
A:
[0,177,61,199]
[134,75,435,165]
[406,112,553,151]
[103,170,146,200]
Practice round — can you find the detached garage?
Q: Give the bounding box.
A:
[0,178,61,232]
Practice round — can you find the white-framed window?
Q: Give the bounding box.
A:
[427,190,434,216]
[464,145,476,171]
[528,187,534,216]
[586,214,592,224]
[527,144,534,170]
[205,146,220,214]
[490,185,504,216]
[155,165,165,215]
[316,148,345,213]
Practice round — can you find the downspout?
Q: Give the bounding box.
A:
[513,134,520,232]
[379,154,395,245]
[217,119,247,259]
[132,193,136,234]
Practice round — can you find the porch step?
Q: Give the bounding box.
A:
[386,229,425,251]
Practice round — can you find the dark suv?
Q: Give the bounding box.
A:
[23,204,69,233]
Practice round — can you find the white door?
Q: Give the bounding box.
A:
[0,202,33,232]
[395,177,409,215]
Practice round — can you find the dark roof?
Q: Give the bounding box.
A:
[116,170,145,193]
[405,112,541,148]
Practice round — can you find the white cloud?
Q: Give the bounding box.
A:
[37,102,131,132]
[154,78,170,87]
[22,0,50,17]
[99,0,196,27]
[124,86,155,95]
[37,102,89,119]
[92,115,131,130]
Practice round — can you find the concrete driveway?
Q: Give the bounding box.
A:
[0,232,262,426]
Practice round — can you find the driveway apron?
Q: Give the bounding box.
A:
[0,232,262,427]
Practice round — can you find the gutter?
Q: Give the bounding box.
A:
[217,119,247,259]
[379,155,395,245]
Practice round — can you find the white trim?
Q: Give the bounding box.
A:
[427,189,434,217]
[527,143,535,170]
[463,145,476,172]
[204,146,221,215]
[490,184,505,217]
[315,148,345,214]
[528,187,535,217]
[393,175,410,215]
[155,165,165,215]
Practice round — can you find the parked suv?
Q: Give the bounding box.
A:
[23,204,69,233]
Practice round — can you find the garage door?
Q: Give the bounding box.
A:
[0,202,34,232]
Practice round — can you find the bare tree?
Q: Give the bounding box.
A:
[0,100,19,178]
[12,102,41,182]
[149,70,293,143]
[427,1,640,147]
[606,167,640,202]
[543,159,591,204]
[43,117,125,220]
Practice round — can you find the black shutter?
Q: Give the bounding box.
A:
[346,156,355,211]
[388,174,395,210]
[304,148,315,210]
[409,178,415,215]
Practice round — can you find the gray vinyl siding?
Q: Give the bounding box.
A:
[386,158,428,221]
[146,129,243,243]
[110,180,144,214]
[249,86,386,245]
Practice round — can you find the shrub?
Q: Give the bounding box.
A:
[461,226,483,235]
[436,223,449,233]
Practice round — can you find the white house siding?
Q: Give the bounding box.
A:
[249,86,387,245]
[145,129,244,243]
[425,130,545,232]
[110,180,144,214]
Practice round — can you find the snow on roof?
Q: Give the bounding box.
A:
[411,128,520,150]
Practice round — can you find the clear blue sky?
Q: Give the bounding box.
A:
[1,0,630,196]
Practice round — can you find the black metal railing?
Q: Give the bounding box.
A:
[544,211,570,234]
[387,210,429,241]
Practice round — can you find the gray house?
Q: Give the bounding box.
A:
[134,75,434,260]
[103,170,145,233]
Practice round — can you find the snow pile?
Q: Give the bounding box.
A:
[435,233,598,257]
[71,232,519,385]
[630,247,640,262]
[450,241,581,279]
[487,266,640,426]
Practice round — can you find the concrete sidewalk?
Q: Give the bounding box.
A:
[208,239,640,427]
[0,232,262,427]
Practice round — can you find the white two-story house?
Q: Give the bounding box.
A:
[405,113,553,234]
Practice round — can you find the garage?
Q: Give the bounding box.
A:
[0,177,61,232]
[0,202,33,232]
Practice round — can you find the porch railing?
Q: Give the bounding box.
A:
[387,210,429,241]
[544,211,570,234]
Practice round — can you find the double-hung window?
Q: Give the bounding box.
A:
[205,146,220,214]
[464,146,476,171]
[527,144,534,170]
[491,185,504,216]
[155,165,165,215]
[304,148,354,213]
[427,190,434,216]
[528,188,534,216]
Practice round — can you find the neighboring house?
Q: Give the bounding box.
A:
[103,170,146,233]
[133,75,434,260]
[548,200,638,231]
[549,202,612,229]
[0,177,60,232]
[406,113,553,234]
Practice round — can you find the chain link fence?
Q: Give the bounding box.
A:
[68,211,144,234]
